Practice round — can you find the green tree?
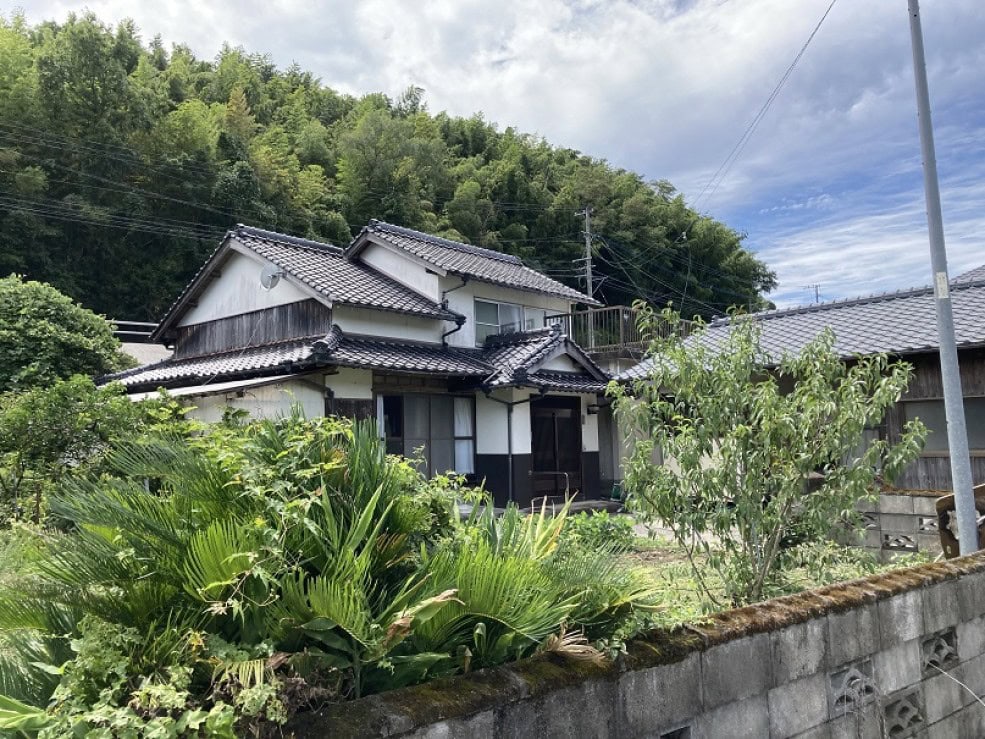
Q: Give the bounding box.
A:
[0,376,138,523]
[610,306,926,606]
[0,275,132,392]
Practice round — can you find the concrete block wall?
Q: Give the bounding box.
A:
[855,492,943,561]
[287,555,985,738]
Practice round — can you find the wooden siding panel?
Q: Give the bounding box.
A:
[894,455,985,491]
[901,349,985,400]
[174,300,332,357]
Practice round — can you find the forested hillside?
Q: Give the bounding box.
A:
[0,12,776,321]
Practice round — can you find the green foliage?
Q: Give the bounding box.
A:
[560,510,636,552]
[0,11,773,321]
[0,274,131,392]
[0,412,661,734]
[0,375,143,524]
[610,306,927,607]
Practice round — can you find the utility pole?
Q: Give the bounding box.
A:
[575,206,595,347]
[804,283,821,304]
[576,206,594,298]
[908,0,978,554]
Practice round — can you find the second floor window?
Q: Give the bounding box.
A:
[475,299,524,344]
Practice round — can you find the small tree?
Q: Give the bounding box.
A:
[609,306,926,607]
[0,274,132,392]
[0,376,140,524]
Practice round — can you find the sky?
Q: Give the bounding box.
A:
[15,0,985,307]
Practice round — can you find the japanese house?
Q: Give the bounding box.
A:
[106,220,612,507]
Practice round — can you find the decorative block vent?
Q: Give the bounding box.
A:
[917,516,938,532]
[882,533,918,551]
[658,727,691,739]
[882,688,924,739]
[861,512,879,530]
[829,658,877,715]
[921,627,959,676]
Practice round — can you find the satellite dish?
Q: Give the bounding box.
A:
[260,264,283,290]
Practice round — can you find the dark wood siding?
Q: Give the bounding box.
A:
[886,348,985,490]
[174,300,332,357]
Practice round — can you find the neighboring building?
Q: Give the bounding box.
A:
[622,268,985,493]
[106,221,609,507]
[620,268,985,557]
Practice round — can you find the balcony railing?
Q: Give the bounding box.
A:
[545,306,692,353]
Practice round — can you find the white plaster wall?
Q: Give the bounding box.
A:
[541,354,580,372]
[185,380,324,424]
[360,243,441,301]
[180,251,310,326]
[444,280,574,349]
[475,388,533,455]
[333,305,443,343]
[325,368,373,399]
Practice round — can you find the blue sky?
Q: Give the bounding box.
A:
[20,0,985,308]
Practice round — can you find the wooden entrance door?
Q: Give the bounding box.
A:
[530,396,582,505]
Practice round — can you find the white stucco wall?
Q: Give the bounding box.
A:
[180,250,311,326]
[540,354,580,372]
[444,280,573,348]
[360,243,441,301]
[476,388,533,455]
[325,368,373,399]
[333,305,443,343]
[185,379,325,424]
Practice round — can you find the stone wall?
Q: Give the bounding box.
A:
[288,555,985,738]
[855,491,943,560]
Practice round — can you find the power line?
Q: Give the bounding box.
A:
[691,0,840,211]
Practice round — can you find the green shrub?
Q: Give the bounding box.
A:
[0,411,660,735]
[0,274,133,392]
[561,510,636,552]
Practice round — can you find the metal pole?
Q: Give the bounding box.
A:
[908,0,978,554]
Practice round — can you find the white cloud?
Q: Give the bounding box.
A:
[15,0,985,305]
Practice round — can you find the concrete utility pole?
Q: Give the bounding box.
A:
[576,206,595,347]
[576,206,594,298]
[908,0,979,554]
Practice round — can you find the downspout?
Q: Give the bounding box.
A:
[442,315,466,348]
[441,276,469,348]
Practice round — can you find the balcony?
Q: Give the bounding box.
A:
[545,306,692,356]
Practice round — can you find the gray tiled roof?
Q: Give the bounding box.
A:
[620,277,985,380]
[525,372,610,394]
[954,264,985,283]
[235,227,458,320]
[315,326,491,376]
[106,337,321,389]
[352,220,601,305]
[114,324,610,394]
[152,226,458,340]
[481,324,608,389]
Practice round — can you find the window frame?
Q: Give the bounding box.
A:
[902,397,985,455]
[376,392,477,476]
[474,299,528,346]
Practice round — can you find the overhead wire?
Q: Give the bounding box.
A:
[690,0,840,212]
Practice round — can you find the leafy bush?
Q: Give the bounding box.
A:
[612,305,926,607]
[0,274,133,392]
[0,411,660,735]
[560,510,636,552]
[0,378,193,526]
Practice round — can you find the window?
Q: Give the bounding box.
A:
[378,394,475,475]
[475,299,524,345]
[904,398,985,453]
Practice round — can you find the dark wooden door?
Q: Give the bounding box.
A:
[530,396,582,505]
